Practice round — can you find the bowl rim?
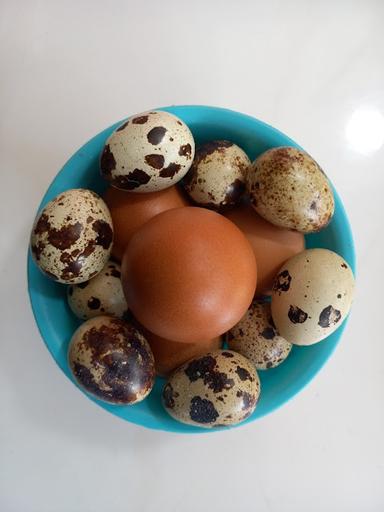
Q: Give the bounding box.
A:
[27,104,356,433]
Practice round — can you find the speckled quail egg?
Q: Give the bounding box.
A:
[100,110,195,192]
[30,189,113,283]
[228,301,292,369]
[68,315,155,404]
[162,350,260,428]
[271,249,355,345]
[247,147,335,233]
[183,140,249,211]
[67,261,127,320]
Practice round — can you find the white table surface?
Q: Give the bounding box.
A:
[1,1,383,511]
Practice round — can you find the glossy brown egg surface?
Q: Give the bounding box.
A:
[122,207,257,343]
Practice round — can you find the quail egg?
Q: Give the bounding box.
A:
[162,350,260,428]
[68,316,155,404]
[247,147,335,233]
[271,248,355,345]
[100,110,195,192]
[228,301,292,369]
[30,189,113,283]
[67,261,127,320]
[183,140,249,211]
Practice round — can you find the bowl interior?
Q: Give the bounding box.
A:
[27,105,355,433]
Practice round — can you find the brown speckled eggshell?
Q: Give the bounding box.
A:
[247,147,335,233]
[121,207,257,343]
[228,301,292,369]
[100,111,195,192]
[30,189,113,284]
[104,185,189,262]
[162,350,260,428]
[271,249,355,345]
[67,261,127,320]
[183,140,249,211]
[68,316,155,404]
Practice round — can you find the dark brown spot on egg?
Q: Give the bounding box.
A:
[206,372,234,393]
[236,366,253,382]
[195,140,234,162]
[34,213,51,235]
[159,163,181,178]
[87,216,94,224]
[92,220,113,249]
[185,356,216,381]
[145,154,165,169]
[87,297,101,310]
[288,305,308,324]
[178,144,192,158]
[261,327,275,340]
[189,396,219,424]
[81,240,96,258]
[273,270,292,294]
[185,355,234,392]
[132,115,149,124]
[110,268,121,279]
[100,144,116,176]
[60,251,73,265]
[337,294,342,299]
[113,169,151,190]
[223,179,245,207]
[318,305,341,328]
[147,126,167,145]
[341,263,348,269]
[47,222,83,251]
[221,351,234,358]
[61,260,83,280]
[163,383,176,409]
[310,201,317,211]
[116,121,129,131]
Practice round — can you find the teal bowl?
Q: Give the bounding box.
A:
[27,105,356,433]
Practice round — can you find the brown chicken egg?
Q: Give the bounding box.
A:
[225,204,305,295]
[121,207,257,343]
[104,186,189,261]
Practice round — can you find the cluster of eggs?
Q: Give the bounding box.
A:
[30,110,355,429]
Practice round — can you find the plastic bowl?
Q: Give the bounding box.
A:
[27,105,355,433]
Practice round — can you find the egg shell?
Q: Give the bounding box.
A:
[271,248,355,345]
[183,140,249,211]
[104,185,189,261]
[30,189,113,283]
[228,301,292,369]
[225,204,305,295]
[142,329,222,377]
[162,350,260,428]
[247,147,335,233]
[100,111,195,192]
[67,261,127,320]
[68,316,155,404]
[121,206,257,343]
